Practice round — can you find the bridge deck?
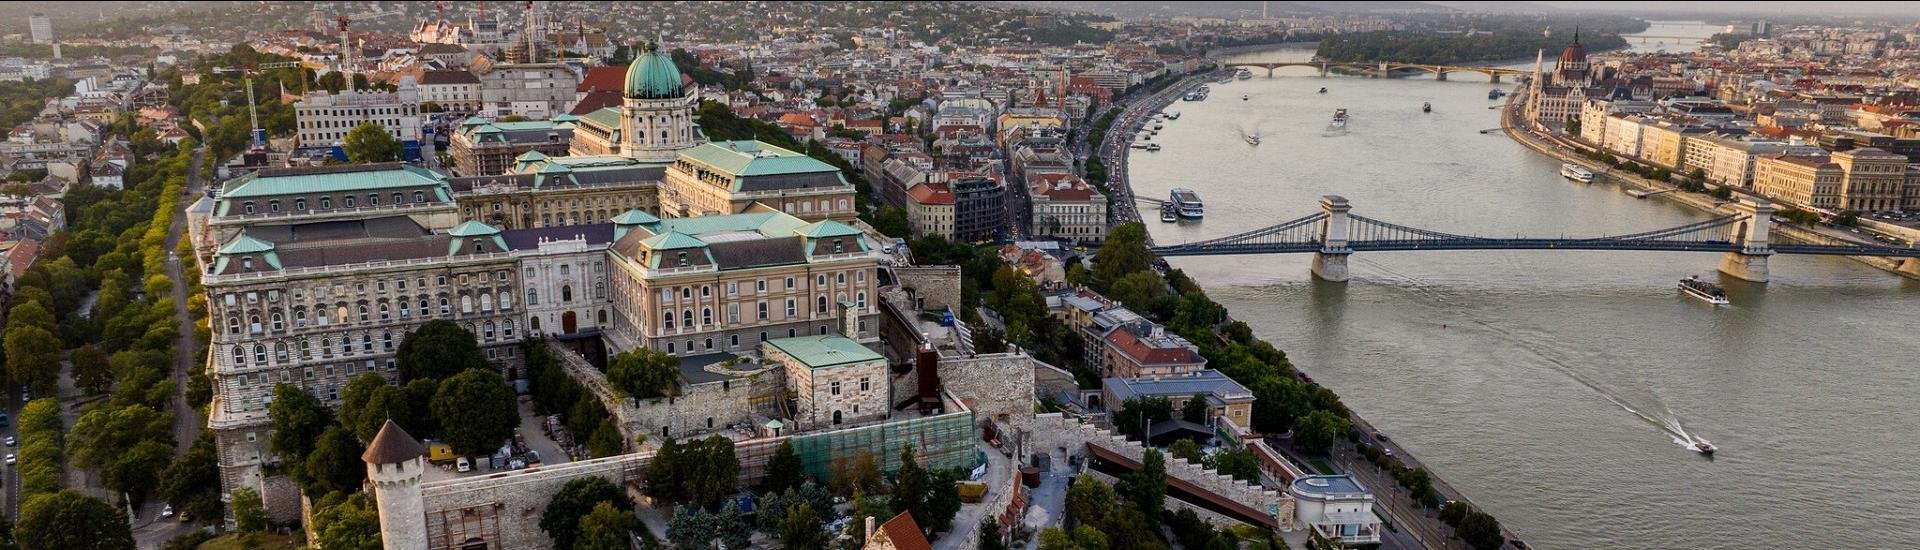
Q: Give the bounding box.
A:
[1153,240,1920,257]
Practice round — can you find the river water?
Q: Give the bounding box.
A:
[1140,23,1920,549]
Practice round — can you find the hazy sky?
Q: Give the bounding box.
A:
[1502,1,1920,17]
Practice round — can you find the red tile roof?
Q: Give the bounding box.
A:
[906,181,954,206]
[578,67,626,94]
[869,512,932,550]
[1031,173,1097,201]
[1106,326,1203,366]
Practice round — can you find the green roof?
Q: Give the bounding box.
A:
[612,209,661,225]
[679,141,839,177]
[794,220,863,238]
[649,211,809,238]
[220,164,446,200]
[579,107,621,133]
[625,44,684,99]
[515,150,549,162]
[218,234,276,254]
[638,231,708,251]
[765,335,883,368]
[448,220,502,237]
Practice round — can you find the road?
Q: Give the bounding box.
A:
[133,144,209,549]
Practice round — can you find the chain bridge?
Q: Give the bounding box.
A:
[1149,196,1920,282]
[1219,60,1532,81]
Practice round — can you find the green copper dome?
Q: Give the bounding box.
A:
[625,43,684,99]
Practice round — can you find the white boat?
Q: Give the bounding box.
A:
[1241,94,1249,101]
[1693,440,1717,456]
[1130,143,1150,150]
[1422,102,1431,113]
[1160,204,1178,222]
[1245,132,1261,146]
[1327,108,1348,131]
[1170,188,1204,219]
[1146,144,1161,152]
[1679,276,1730,305]
[1165,111,1181,120]
[1560,163,1595,183]
[1236,69,1252,80]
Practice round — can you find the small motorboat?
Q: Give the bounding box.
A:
[1422,102,1432,113]
[1245,132,1260,146]
[1159,204,1178,223]
[1693,440,1717,456]
[1241,94,1249,101]
[1146,144,1161,152]
[1318,87,1328,94]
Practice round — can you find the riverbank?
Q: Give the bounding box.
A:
[1104,71,1523,548]
[1498,91,1920,280]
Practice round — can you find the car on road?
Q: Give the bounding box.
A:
[1373,431,1389,441]
[161,505,174,518]
[3,436,14,446]
[4,454,13,465]
[456,457,472,473]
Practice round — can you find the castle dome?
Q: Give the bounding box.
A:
[624,42,684,99]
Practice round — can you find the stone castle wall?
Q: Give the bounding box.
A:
[891,266,962,313]
[1026,413,1294,531]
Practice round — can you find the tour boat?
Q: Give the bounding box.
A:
[1560,163,1595,183]
[1318,87,1328,94]
[1146,144,1161,152]
[1130,143,1149,150]
[1679,276,1730,305]
[1245,132,1261,146]
[1236,69,1253,80]
[1160,204,1178,223]
[1327,108,1348,130]
[1423,102,1432,113]
[1488,88,1505,100]
[1170,188,1205,219]
[1165,111,1181,120]
[1693,440,1717,456]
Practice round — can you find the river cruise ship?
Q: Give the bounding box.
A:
[1170,188,1204,219]
[1561,163,1595,183]
[1679,276,1730,305]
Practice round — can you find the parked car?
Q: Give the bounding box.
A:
[4,436,15,446]
[161,505,174,518]
[455,457,472,473]
[4,454,14,465]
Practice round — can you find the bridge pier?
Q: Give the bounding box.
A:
[1717,197,1775,283]
[1490,74,1502,83]
[1312,195,1353,282]
[1318,62,1328,78]
[1375,62,1388,78]
[1898,258,1920,279]
[1434,71,1447,81]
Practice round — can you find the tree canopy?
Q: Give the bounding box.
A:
[396,320,489,382]
[17,490,134,550]
[607,347,679,399]
[343,122,402,163]
[643,435,740,509]
[430,369,519,457]
[542,477,633,550]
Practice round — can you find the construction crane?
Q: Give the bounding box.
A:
[213,61,303,150]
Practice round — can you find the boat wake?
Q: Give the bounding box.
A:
[1355,257,1712,453]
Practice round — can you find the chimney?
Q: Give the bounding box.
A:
[838,301,858,339]
[864,515,876,541]
[916,342,941,414]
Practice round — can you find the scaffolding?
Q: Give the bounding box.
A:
[788,391,977,478]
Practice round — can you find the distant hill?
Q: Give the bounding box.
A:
[1005,1,1456,20]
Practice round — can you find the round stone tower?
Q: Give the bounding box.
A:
[618,42,703,162]
[363,420,429,550]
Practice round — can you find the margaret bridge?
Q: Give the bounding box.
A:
[1148,196,1920,283]
[1220,60,1531,81]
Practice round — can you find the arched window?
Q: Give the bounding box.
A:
[594,282,606,300]
[681,309,692,328]
[480,293,493,311]
[527,288,539,305]
[498,292,512,310]
[460,295,473,313]
[597,309,608,324]
[253,345,267,363]
[484,321,495,339]
[531,316,542,332]
[228,316,240,334]
[248,315,262,333]
[399,302,410,317]
[379,303,390,320]
[503,320,515,338]
[358,305,369,322]
[663,310,674,327]
[393,192,404,204]
[413,191,425,203]
[817,295,828,313]
[271,313,284,331]
[368,193,379,206]
[274,343,288,363]
[562,285,573,302]
[232,346,246,365]
[440,297,450,314]
[701,308,713,325]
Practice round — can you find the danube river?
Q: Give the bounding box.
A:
[1137,25,1920,549]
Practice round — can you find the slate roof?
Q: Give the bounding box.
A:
[362,420,427,464]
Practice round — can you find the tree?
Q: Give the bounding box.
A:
[159,434,224,523]
[712,500,752,550]
[313,493,383,550]
[1112,396,1172,439]
[268,383,333,462]
[1120,449,1167,530]
[607,347,679,399]
[1564,115,1581,135]
[396,320,488,382]
[4,325,62,395]
[665,506,713,549]
[1169,438,1203,464]
[1092,222,1154,286]
[101,439,172,505]
[70,344,113,395]
[232,487,267,532]
[1205,447,1261,482]
[760,440,806,494]
[301,426,368,497]
[585,419,624,458]
[1180,393,1211,423]
[779,503,827,550]
[576,502,639,550]
[542,477,633,550]
[1438,501,1471,527]
[979,518,1007,550]
[871,206,910,238]
[1293,409,1349,455]
[829,448,884,497]
[16,491,133,550]
[343,122,401,163]
[1457,511,1506,550]
[893,445,930,522]
[1107,271,1168,313]
[431,369,519,457]
[922,469,964,534]
[1063,474,1117,530]
[1710,186,1733,200]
